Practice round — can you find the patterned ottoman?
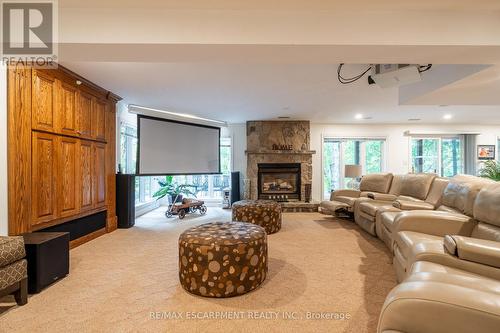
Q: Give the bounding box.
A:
[178,222,268,298]
[232,200,282,234]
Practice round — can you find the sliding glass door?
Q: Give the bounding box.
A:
[411,137,462,177]
[323,138,385,199]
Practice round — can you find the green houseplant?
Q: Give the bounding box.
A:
[153,176,197,203]
[478,160,500,181]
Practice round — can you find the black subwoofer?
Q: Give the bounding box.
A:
[230,171,241,204]
[22,232,70,294]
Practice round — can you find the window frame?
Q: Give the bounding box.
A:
[321,135,387,199]
[409,135,464,177]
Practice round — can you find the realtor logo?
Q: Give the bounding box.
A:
[1,1,57,67]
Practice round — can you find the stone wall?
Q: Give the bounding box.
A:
[246,121,315,201]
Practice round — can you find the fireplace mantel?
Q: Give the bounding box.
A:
[246,150,316,155]
[246,120,313,201]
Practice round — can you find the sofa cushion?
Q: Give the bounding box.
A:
[399,173,436,200]
[0,236,26,267]
[441,175,495,217]
[359,201,393,216]
[0,259,27,290]
[425,177,449,206]
[333,196,357,206]
[471,222,500,242]
[396,232,500,281]
[388,174,404,195]
[359,173,393,194]
[473,184,500,227]
[395,231,443,261]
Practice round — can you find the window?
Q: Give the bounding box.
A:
[120,124,137,174]
[411,136,462,177]
[498,137,500,162]
[323,138,385,199]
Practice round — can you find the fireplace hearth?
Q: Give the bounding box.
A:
[258,163,301,201]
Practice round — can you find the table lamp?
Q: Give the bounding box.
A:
[345,164,362,189]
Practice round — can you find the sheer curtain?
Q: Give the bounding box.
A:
[463,134,478,175]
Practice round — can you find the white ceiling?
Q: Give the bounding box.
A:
[57,0,500,124]
[61,61,500,124]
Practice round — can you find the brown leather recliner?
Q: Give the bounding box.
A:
[392,177,499,282]
[354,173,437,236]
[319,173,393,215]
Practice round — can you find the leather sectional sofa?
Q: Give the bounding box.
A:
[320,173,500,332]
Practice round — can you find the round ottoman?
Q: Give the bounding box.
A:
[178,221,267,298]
[232,200,282,234]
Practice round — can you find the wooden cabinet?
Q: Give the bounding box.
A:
[32,70,57,132]
[80,140,94,212]
[93,142,106,208]
[31,132,58,225]
[58,137,80,218]
[92,98,107,141]
[58,81,79,136]
[9,64,120,239]
[78,91,93,139]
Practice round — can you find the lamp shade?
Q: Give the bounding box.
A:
[345,164,362,178]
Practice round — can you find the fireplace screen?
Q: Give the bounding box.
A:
[258,163,301,201]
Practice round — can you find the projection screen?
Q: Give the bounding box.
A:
[137,116,220,175]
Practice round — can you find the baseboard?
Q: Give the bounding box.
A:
[69,228,107,249]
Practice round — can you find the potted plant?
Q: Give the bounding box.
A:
[478,160,500,181]
[153,176,197,203]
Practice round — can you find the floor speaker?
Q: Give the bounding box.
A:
[230,171,241,204]
[116,174,136,228]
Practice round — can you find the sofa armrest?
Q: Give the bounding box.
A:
[332,189,360,199]
[444,235,500,269]
[362,192,397,201]
[393,200,434,211]
[393,211,475,237]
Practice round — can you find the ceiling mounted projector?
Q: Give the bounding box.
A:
[368,64,422,88]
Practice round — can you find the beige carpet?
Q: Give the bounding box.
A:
[0,208,397,333]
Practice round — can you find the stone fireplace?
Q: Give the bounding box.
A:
[258,163,301,201]
[246,120,315,203]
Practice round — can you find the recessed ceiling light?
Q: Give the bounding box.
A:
[443,114,453,120]
[355,114,363,120]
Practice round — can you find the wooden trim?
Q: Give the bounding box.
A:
[69,227,107,249]
[7,65,32,236]
[56,64,122,102]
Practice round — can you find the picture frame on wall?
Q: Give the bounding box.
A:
[477,145,496,160]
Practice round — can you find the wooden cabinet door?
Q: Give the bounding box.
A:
[32,70,57,132]
[77,91,93,138]
[58,137,80,217]
[93,142,106,208]
[31,132,57,225]
[58,81,79,136]
[80,140,94,211]
[92,98,107,141]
